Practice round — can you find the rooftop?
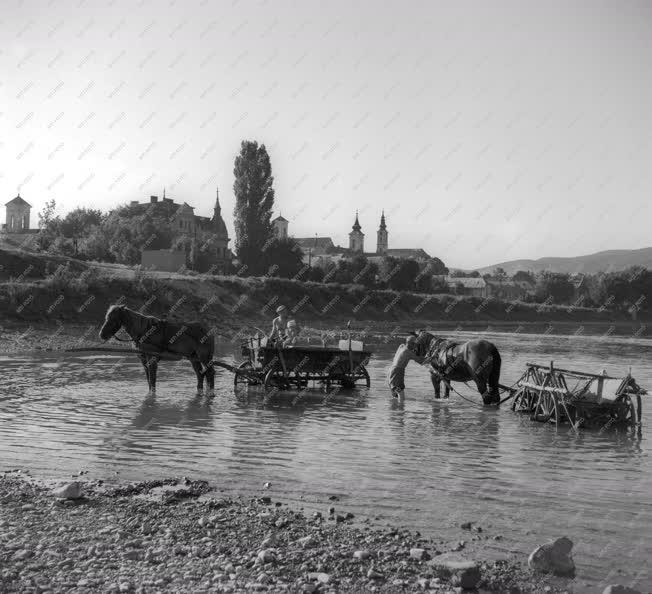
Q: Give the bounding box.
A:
[6,195,31,208]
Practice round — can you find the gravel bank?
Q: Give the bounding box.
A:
[0,474,569,593]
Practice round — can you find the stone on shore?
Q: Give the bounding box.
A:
[602,586,642,594]
[430,554,481,590]
[410,547,430,561]
[308,572,331,584]
[527,536,575,576]
[256,548,276,564]
[52,482,83,500]
[353,549,371,560]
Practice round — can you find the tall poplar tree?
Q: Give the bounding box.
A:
[233,140,275,275]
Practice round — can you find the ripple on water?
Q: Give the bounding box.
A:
[0,339,651,590]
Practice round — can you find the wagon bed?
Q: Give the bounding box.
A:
[511,361,646,431]
[234,336,372,392]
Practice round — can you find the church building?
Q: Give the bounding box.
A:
[348,211,364,252]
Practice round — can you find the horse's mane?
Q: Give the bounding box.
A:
[112,305,204,328]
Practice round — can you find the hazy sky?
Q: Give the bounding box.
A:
[3,0,652,269]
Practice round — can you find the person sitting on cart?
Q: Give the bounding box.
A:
[269,305,289,345]
[387,335,425,400]
[283,319,306,346]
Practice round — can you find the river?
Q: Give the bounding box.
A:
[1,330,650,592]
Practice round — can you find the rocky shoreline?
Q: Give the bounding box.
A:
[0,474,582,594]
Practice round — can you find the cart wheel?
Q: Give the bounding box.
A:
[511,387,525,412]
[533,391,558,425]
[263,367,289,393]
[359,365,371,387]
[621,394,639,427]
[234,361,258,387]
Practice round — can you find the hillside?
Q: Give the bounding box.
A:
[477,247,652,276]
[0,247,647,348]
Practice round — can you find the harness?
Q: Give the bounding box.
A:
[425,339,462,377]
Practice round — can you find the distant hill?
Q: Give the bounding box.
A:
[477,247,652,276]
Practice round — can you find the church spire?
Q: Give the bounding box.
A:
[379,210,386,230]
[213,186,221,217]
[352,210,361,231]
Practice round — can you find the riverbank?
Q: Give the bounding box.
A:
[0,473,573,593]
[1,247,648,352]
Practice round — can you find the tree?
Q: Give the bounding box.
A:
[262,237,304,278]
[513,270,535,284]
[233,140,275,275]
[535,272,575,304]
[388,258,420,291]
[492,267,507,281]
[59,208,104,254]
[332,255,377,287]
[36,199,60,251]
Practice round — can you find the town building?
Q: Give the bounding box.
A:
[3,194,34,233]
[445,276,489,298]
[130,188,231,272]
[272,215,289,239]
[376,211,388,254]
[348,211,364,252]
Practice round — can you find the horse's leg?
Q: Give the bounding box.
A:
[487,349,502,405]
[431,372,441,399]
[443,380,450,398]
[148,356,159,393]
[191,360,204,393]
[140,354,152,391]
[204,362,215,393]
[475,377,493,405]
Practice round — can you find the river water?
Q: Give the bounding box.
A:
[1,331,650,592]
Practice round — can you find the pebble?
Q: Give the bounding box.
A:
[256,549,276,564]
[13,549,33,561]
[308,572,331,584]
[353,550,371,560]
[367,569,384,580]
[528,536,575,577]
[602,586,642,594]
[52,482,83,500]
[410,548,429,561]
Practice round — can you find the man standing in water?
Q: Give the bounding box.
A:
[387,335,425,399]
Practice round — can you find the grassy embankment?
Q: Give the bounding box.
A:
[0,247,646,352]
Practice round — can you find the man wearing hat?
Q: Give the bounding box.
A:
[268,305,289,344]
[387,335,425,399]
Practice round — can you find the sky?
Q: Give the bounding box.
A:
[2,0,652,269]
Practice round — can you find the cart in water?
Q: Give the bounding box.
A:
[510,361,646,430]
[233,335,372,391]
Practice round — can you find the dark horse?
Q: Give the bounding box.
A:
[99,305,215,393]
[414,331,502,405]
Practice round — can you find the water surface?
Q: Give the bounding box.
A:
[1,331,651,592]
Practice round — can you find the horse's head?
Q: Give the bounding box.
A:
[99,304,125,341]
[413,330,435,357]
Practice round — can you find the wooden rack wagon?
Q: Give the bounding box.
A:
[510,361,646,430]
[233,335,372,391]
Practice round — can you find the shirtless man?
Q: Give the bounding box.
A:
[387,335,425,399]
[268,305,289,344]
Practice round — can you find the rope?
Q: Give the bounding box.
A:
[435,373,525,408]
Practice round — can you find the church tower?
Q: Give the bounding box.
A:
[376,210,388,254]
[211,186,230,264]
[348,211,364,253]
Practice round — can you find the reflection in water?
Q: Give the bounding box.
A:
[0,333,651,591]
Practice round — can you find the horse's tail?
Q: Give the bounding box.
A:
[488,345,501,390]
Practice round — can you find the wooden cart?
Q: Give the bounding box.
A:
[511,361,645,430]
[233,335,372,391]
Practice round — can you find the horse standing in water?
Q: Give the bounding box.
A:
[414,330,502,405]
[99,305,215,393]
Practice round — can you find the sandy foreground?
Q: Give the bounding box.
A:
[0,473,578,594]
